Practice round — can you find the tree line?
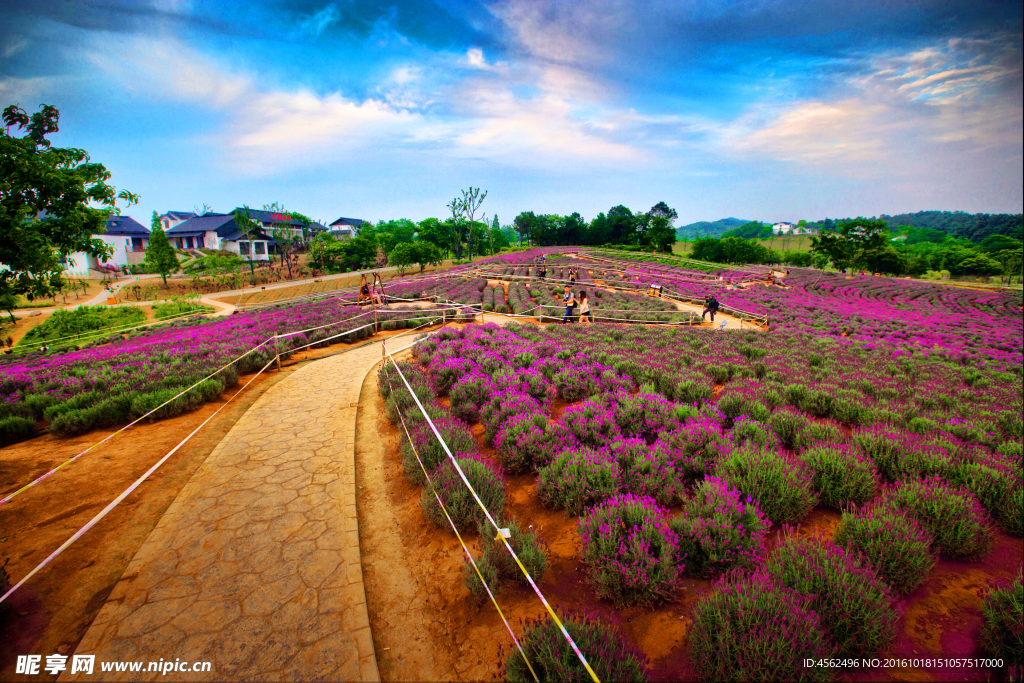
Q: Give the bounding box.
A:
[688,219,1024,281]
[510,201,678,252]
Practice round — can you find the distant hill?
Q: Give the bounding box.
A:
[677,217,751,240]
[878,211,1022,243]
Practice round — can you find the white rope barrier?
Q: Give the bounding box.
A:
[0,354,277,607]
[382,368,539,682]
[382,348,601,683]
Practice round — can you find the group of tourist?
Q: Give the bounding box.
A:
[560,284,593,325]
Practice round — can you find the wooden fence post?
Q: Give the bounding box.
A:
[274,334,282,371]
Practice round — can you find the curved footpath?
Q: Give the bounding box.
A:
[61,341,394,682]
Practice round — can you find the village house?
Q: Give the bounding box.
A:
[166,214,272,260]
[329,216,365,240]
[62,215,150,276]
[157,210,197,232]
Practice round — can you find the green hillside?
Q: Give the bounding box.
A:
[676,217,751,240]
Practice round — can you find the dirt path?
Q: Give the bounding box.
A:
[55,342,394,682]
[0,371,284,682]
[0,334,410,682]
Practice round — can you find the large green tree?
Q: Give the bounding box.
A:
[1,104,137,301]
[145,210,179,286]
[811,217,890,271]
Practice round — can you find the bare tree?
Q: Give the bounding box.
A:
[192,203,212,216]
[446,197,464,259]
[459,187,487,261]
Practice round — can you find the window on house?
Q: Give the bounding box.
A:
[239,241,250,254]
[254,242,266,255]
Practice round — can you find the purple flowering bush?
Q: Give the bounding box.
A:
[729,417,780,450]
[537,447,619,516]
[834,501,937,595]
[801,444,880,508]
[552,366,600,401]
[463,517,548,600]
[561,400,622,448]
[654,419,732,488]
[501,608,649,683]
[577,494,681,606]
[671,476,770,578]
[494,412,550,474]
[977,568,1023,671]
[480,389,542,443]
[427,356,477,396]
[401,417,476,485]
[880,477,996,560]
[421,452,507,533]
[766,408,812,451]
[610,391,681,444]
[716,445,818,524]
[612,438,682,506]
[764,532,901,658]
[448,371,497,423]
[945,453,1022,535]
[688,570,838,682]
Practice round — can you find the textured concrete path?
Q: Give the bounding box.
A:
[62,341,391,682]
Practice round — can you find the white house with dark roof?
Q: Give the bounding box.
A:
[329,216,365,239]
[158,210,197,232]
[167,214,272,260]
[62,215,151,276]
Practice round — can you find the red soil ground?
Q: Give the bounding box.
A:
[0,334,409,682]
[356,369,1023,683]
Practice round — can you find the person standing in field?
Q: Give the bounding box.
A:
[702,294,720,322]
[577,290,592,325]
[561,285,577,324]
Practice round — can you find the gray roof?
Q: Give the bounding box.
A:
[330,217,365,227]
[163,210,196,220]
[104,215,149,236]
[168,214,235,234]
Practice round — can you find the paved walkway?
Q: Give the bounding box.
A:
[62,342,390,682]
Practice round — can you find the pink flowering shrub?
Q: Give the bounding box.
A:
[612,437,682,506]
[494,412,550,474]
[671,476,769,578]
[764,531,901,658]
[578,494,681,606]
[716,445,818,524]
[480,389,543,443]
[501,608,649,683]
[429,356,477,396]
[400,417,476,485]
[421,452,507,533]
[689,570,838,682]
[537,447,618,516]
[561,400,622,448]
[654,419,733,488]
[977,569,1023,672]
[802,443,880,508]
[880,477,996,559]
[610,391,682,444]
[834,501,937,595]
[553,365,600,401]
[448,371,497,423]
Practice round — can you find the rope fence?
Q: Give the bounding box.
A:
[382,337,601,682]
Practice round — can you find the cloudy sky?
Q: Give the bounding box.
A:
[1,0,1021,226]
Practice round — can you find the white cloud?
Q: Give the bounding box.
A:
[3,37,28,59]
[0,75,55,103]
[87,36,420,172]
[727,37,1023,182]
[297,4,341,37]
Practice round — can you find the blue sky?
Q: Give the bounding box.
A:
[1,0,1021,227]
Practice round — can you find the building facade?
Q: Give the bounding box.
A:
[62,215,150,276]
